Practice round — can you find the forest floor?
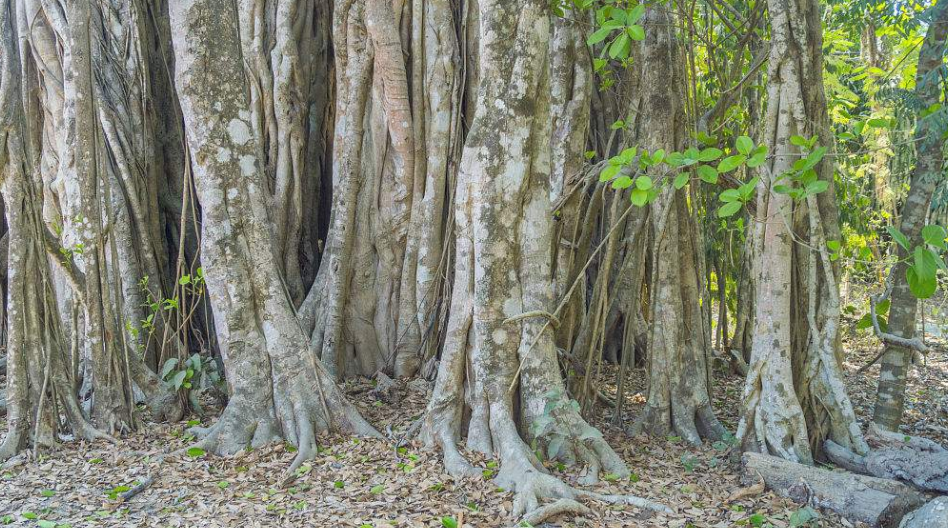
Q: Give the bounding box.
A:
[0,324,946,527]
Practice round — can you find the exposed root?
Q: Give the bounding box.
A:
[186,398,281,456]
[512,498,591,527]
[187,374,380,475]
[500,459,672,520]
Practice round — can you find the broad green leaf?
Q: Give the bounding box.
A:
[717,154,746,173]
[886,226,910,251]
[719,189,741,203]
[609,33,631,59]
[805,180,829,195]
[627,4,645,23]
[186,447,206,458]
[876,299,890,315]
[718,202,742,218]
[746,152,767,168]
[441,517,458,528]
[922,225,947,249]
[735,136,753,155]
[161,358,179,379]
[599,164,621,182]
[611,176,633,190]
[616,147,637,164]
[697,165,718,184]
[789,506,819,527]
[171,370,187,390]
[587,26,614,45]
[635,176,653,190]
[698,148,723,161]
[630,188,649,207]
[907,266,937,299]
[673,173,689,189]
[627,24,645,41]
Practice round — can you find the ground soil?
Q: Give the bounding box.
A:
[0,319,945,527]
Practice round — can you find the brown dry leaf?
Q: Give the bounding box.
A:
[726,471,766,502]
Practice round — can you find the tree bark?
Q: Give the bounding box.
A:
[169,0,377,470]
[873,0,948,431]
[742,451,926,528]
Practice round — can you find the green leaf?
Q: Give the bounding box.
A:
[161,358,179,379]
[718,202,742,218]
[735,136,754,155]
[587,26,613,45]
[616,147,637,164]
[370,484,385,495]
[37,521,57,528]
[698,148,723,162]
[441,517,459,528]
[886,226,910,251]
[630,188,649,207]
[599,164,621,182]
[907,266,937,299]
[627,24,645,41]
[719,189,741,203]
[746,152,767,168]
[186,447,206,458]
[922,225,947,249]
[789,135,808,147]
[826,240,841,251]
[611,176,633,190]
[627,4,645,23]
[171,370,187,390]
[635,176,653,190]
[608,33,631,59]
[867,117,891,128]
[789,506,819,527]
[697,165,718,184]
[673,173,689,189]
[805,180,829,195]
[717,154,746,173]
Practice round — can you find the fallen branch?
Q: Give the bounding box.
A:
[742,451,925,527]
[899,497,948,528]
[824,428,948,493]
[118,476,154,502]
[870,289,927,353]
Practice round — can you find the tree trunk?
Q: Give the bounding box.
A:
[421,1,667,519]
[738,0,867,462]
[627,5,724,444]
[169,0,377,470]
[873,0,948,431]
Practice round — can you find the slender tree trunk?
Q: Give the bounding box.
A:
[738,0,867,463]
[873,1,948,431]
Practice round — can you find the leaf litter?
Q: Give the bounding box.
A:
[1,327,945,527]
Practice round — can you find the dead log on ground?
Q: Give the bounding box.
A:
[742,451,926,528]
[824,426,948,493]
[899,497,948,528]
